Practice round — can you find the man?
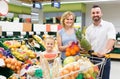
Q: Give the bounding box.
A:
[85,5,116,79]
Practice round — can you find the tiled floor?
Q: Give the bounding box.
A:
[110,60,120,79]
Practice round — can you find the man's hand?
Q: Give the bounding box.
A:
[97,52,106,57]
[91,52,105,57]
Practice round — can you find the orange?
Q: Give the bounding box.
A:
[66,47,70,52]
[73,45,80,52]
[65,51,71,56]
[2,56,6,60]
[66,65,74,72]
[62,69,69,75]
[65,47,71,56]
[0,53,3,58]
[70,49,76,56]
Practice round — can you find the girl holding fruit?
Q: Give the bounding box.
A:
[40,36,60,64]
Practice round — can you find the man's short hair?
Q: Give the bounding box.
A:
[92,5,101,9]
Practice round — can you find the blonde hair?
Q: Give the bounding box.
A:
[44,35,55,43]
[60,11,75,28]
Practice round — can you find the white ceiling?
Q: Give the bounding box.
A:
[6,0,120,5]
[61,0,120,4]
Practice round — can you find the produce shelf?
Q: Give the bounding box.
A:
[110,53,120,59]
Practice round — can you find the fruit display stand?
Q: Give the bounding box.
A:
[109,53,120,59]
[0,21,58,78]
[0,35,46,79]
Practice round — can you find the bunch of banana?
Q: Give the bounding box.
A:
[32,35,45,52]
[32,35,43,44]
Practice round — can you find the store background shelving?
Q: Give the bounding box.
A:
[0,2,85,38]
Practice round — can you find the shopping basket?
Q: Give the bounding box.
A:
[88,56,106,79]
[26,55,107,79]
[54,56,106,79]
[88,50,111,79]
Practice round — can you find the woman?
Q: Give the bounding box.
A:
[57,11,78,60]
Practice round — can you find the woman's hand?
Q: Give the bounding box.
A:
[68,41,73,47]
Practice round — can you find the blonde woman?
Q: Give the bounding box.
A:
[57,11,79,60]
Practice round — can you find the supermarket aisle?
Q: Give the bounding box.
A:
[110,60,120,79]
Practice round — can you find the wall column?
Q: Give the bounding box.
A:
[38,9,44,24]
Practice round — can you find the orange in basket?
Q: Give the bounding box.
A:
[66,64,74,72]
[60,69,69,76]
[60,62,80,79]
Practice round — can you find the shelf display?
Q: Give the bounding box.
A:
[0,35,44,78]
[109,32,120,59]
[0,16,31,23]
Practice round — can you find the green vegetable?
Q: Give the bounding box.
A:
[34,69,43,78]
[76,73,84,79]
